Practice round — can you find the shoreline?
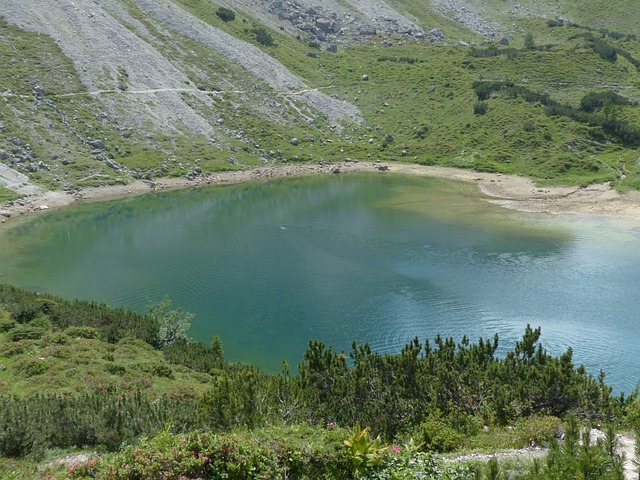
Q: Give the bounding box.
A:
[3,161,640,223]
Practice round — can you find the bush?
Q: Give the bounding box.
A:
[417,417,464,453]
[510,415,562,447]
[474,101,488,115]
[65,326,98,339]
[8,324,45,341]
[151,364,173,378]
[15,358,49,377]
[580,90,629,112]
[524,33,535,50]
[216,7,235,22]
[592,37,617,61]
[0,316,16,332]
[68,425,351,479]
[253,26,274,46]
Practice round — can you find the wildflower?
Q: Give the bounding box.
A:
[391,445,401,454]
[327,421,335,428]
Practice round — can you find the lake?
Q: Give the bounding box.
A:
[1,173,639,392]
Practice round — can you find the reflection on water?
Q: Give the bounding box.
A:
[1,173,639,392]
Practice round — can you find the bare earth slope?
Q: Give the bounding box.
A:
[0,0,360,137]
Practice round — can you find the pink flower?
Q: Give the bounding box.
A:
[326,421,335,428]
[391,445,401,454]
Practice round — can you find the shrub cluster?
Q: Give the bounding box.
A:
[67,426,352,480]
[471,81,640,145]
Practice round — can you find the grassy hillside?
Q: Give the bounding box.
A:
[1,0,640,196]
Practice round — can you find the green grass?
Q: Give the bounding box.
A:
[0,316,214,398]
[0,186,20,204]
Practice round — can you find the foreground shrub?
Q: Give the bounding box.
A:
[69,425,351,479]
[372,449,474,480]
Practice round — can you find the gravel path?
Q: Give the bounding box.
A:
[449,432,638,480]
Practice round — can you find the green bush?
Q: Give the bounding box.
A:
[253,27,274,46]
[372,449,473,480]
[16,358,49,377]
[65,326,98,339]
[474,101,488,115]
[69,425,351,479]
[580,90,629,112]
[29,316,51,330]
[417,417,464,453]
[510,415,562,447]
[216,7,236,22]
[0,316,16,332]
[8,324,45,341]
[151,364,173,378]
[46,332,69,345]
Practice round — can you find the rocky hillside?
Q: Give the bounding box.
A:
[1,0,640,194]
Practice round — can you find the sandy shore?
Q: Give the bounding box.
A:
[3,161,640,223]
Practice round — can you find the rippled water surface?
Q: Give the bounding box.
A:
[1,173,639,391]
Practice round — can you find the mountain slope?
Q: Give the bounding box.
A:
[1,0,640,193]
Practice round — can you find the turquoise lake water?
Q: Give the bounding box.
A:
[1,173,639,392]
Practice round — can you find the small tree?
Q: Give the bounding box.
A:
[524,32,536,50]
[147,296,193,348]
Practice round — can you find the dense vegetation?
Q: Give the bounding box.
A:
[1,284,639,478]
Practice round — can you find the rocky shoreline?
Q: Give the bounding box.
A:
[3,161,640,223]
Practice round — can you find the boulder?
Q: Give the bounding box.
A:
[429,28,444,40]
[316,18,332,32]
[88,139,105,149]
[358,24,377,35]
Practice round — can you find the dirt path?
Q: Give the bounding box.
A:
[448,433,637,479]
[619,433,638,480]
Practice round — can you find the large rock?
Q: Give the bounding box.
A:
[358,24,377,35]
[316,18,332,32]
[88,139,105,149]
[0,150,7,160]
[429,28,444,41]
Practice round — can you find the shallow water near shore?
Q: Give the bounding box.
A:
[1,173,639,392]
